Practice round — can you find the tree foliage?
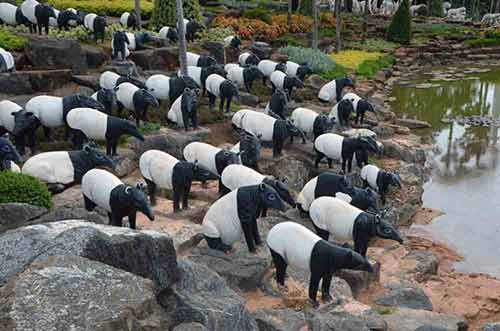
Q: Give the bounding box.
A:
[387,0,411,44]
[151,0,202,28]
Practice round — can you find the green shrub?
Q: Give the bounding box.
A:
[387,0,411,44]
[0,31,27,51]
[464,38,500,47]
[320,65,349,81]
[299,0,313,16]
[485,29,500,39]
[350,38,398,52]
[151,0,202,28]
[48,0,154,18]
[429,0,443,17]
[244,8,273,24]
[139,122,161,135]
[0,171,52,209]
[279,46,337,74]
[197,27,234,43]
[356,55,395,77]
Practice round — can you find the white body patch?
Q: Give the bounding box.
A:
[183,141,220,175]
[0,48,15,71]
[335,192,353,204]
[139,149,178,190]
[224,63,239,72]
[285,61,299,77]
[20,0,38,24]
[0,100,22,132]
[221,164,265,191]
[186,52,200,67]
[159,26,171,39]
[145,74,170,100]
[296,176,318,212]
[314,133,344,161]
[84,13,97,32]
[100,71,120,90]
[240,110,276,142]
[239,53,250,66]
[266,221,321,270]
[116,82,138,110]
[318,80,337,102]
[223,36,235,47]
[205,74,225,97]
[258,60,280,78]
[120,12,129,27]
[0,3,18,25]
[182,66,202,87]
[66,107,108,140]
[291,107,318,135]
[125,32,136,50]
[270,70,286,90]
[231,109,251,128]
[310,196,361,241]
[202,189,241,245]
[82,169,122,212]
[25,95,63,128]
[9,161,20,173]
[49,8,58,27]
[227,66,245,88]
[360,164,379,190]
[167,94,184,127]
[22,151,75,184]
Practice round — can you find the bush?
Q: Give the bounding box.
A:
[387,0,411,44]
[48,0,154,18]
[320,65,348,81]
[0,171,52,209]
[272,14,313,33]
[299,0,313,16]
[279,46,337,73]
[197,27,234,43]
[139,122,161,135]
[151,0,202,28]
[213,16,286,41]
[356,55,395,77]
[464,38,500,47]
[244,8,273,24]
[330,50,384,70]
[0,31,27,51]
[429,0,443,17]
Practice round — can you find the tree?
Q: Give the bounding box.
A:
[312,0,319,49]
[177,0,188,76]
[335,0,342,52]
[134,0,141,28]
[300,0,313,16]
[362,0,369,40]
[288,0,292,28]
[387,0,411,44]
[429,0,444,17]
[151,0,202,28]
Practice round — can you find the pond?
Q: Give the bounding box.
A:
[390,67,500,277]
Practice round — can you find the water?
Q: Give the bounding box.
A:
[390,67,500,277]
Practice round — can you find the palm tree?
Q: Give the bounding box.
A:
[134,0,141,28]
[177,0,188,76]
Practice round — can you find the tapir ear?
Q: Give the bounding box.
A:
[258,182,266,191]
[83,144,91,153]
[125,186,132,195]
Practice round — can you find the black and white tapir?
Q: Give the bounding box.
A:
[225,64,262,93]
[297,172,378,212]
[0,100,21,137]
[126,32,153,51]
[205,74,239,113]
[57,9,81,30]
[20,0,56,35]
[223,35,241,49]
[112,31,130,61]
[257,60,286,84]
[84,13,107,43]
[239,52,260,66]
[0,47,15,73]
[290,107,333,143]
[231,109,251,131]
[66,107,144,156]
[0,3,25,26]
[159,26,178,43]
[91,89,116,115]
[167,88,199,131]
[183,141,240,192]
[100,71,147,90]
[239,110,305,157]
[267,221,373,307]
[82,169,155,228]
[221,164,296,213]
[115,82,159,125]
[187,51,217,67]
[270,71,304,98]
[314,133,379,173]
[182,65,226,95]
[331,99,356,127]
[120,11,139,29]
[0,137,21,172]
[341,92,376,125]
[140,149,219,211]
[230,130,261,170]
[318,77,355,103]
[183,19,203,43]
[285,61,312,81]
[146,74,199,104]
[22,144,114,193]
[360,164,402,204]
[310,196,403,257]
[264,88,288,120]
[202,182,286,253]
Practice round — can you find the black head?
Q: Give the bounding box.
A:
[75,95,106,113]
[246,66,263,80]
[357,99,375,113]
[358,136,379,154]
[290,77,305,89]
[192,161,219,181]
[338,77,355,89]
[16,8,31,26]
[275,62,287,73]
[206,64,226,78]
[83,144,114,169]
[138,32,153,43]
[220,80,239,99]
[12,110,39,136]
[338,98,355,114]
[98,89,116,111]
[167,27,179,42]
[221,149,240,166]
[270,88,288,113]
[182,88,199,113]
[344,248,374,273]
[0,137,21,163]
[315,114,331,135]
[139,89,160,108]
[256,182,286,211]
[181,75,200,89]
[351,187,378,212]
[122,119,144,141]
[296,63,313,80]
[388,172,402,188]
[230,36,241,49]
[263,176,295,207]
[246,53,260,66]
[201,55,217,67]
[240,131,261,166]
[39,4,56,18]
[285,119,306,140]
[126,183,154,221]
[374,215,403,244]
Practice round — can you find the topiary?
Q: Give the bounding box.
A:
[151,0,203,28]
[429,0,444,17]
[299,0,313,16]
[387,0,411,44]
[0,171,52,209]
[244,8,273,25]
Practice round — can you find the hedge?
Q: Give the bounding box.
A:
[0,30,27,51]
[0,171,52,209]
[47,0,154,18]
[151,0,202,28]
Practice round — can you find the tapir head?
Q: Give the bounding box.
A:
[257,182,286,212]
[98,89,116,113]
[246,66,263,81]
[125,183,154,221]
[339,76,355,89]
[83,144,114,170]
[0,137,21,163]
[167,28,179,42]
[290,77,305,90]
[182,88,199,114]
[352,187,378,212]
[375,215,403,244]
[206,64,227,78]
[275,62,287,73]
[359,136,379,154]
[357,99,375,113]
[285,119,307,141]
[12,110,39,136]
[263,176,295,207]
[345,249,374,273]
[122,119,144,141]
[230,36,241,49]
[139,89,160,108]
[192,160,219,181]
[246,53,260,66]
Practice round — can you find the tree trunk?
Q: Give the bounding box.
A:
[288,0,292,28]
[335,0,342,52]
[135,0,142,28]
[362,0,369,40]
[177,0,188,76]
[495,0,500,12]
[312,0,319,49]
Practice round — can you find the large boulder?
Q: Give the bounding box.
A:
[484,323,500,331]
[375,285,433,311]
[130,47,180,71]
[381,308,468,331]
[253,308,308,331]
[0,203,47,233]
[0,70,72,95]
[202,41,225,64]
[304,304,388,331]
[251,42,272,60]
[81,44,110,68]
[0,220,178,290]
[160,259,258,331]
[26,38,88,74]
[0,255,169,330]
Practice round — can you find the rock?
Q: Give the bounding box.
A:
[260,154,312,192]
[253,308,308,331]
[335,262,381,298]
[173,322,208,331]
[160,259,258,330]
[484,323,500,331]
[396,118,432,129]
[0,70,72,95]
[270,53,288,63]
[105,60,140,76]
[372,124,396,138]
[342,128,377,138]
[113,148,138,177]
[381,307,468,331]
[375,70,387,82]
[415,326,452,331]
[0,203,47,233]
[36,207,108,225]
[225,46,240,64]
[130,47,179,71]
[202,41,225,64]
[398,203,420,226]
[404,251,439,282]
[239,91,260,107]
[375,286,433,311]
[305,74,327,89]
[380,138,426,164]
[305,305,387,331]
[251,42,272,60]
[26,38,88,74]
[71,74,99,90]
[0,255,169,330]
[0,220,178,290]
[82,44,110,68]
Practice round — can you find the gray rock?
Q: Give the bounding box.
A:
[260,154,312,192]
[160,259,258,331]
[202,41,225,64]
[0,70,72,95]
[253,308,308,331]
[26,38,88,74]
[81,44,110,68]
[305,307,387,331]
[104,60,140,77]
[239,91,260,107]
[0,203,47,233]
[380,139,426,164]
[71,74,99,90]
[406,251,439,281]
[305,74,327,89]
[484,322,500,331]
[0,255,169,330]
[112,148,138,177]
[375,286,433,311]
[36,207,108,225]
[335,262,381,298]
[381,307,467,331]
[251,42,272,60]
[0,220,178,290]
[415,326,451,331]
[396,118,432,129]
[130,47,179,71]
[173,322,208,331]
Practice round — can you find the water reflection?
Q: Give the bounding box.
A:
[391,68,500,277]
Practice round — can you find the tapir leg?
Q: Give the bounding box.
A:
[240,221,256,253]
[226,97,232,113]
[321,272,334,302]
[219,97,224,113]
[250,220,262,245]
[43,127,52,141]
[128,212,137,229]
[270,249,287,286]
[173,186,181,212]
[144,178,157,206]
[314,152,325,168]
[44,23,49,35]
[208,94,216,111]
[182,181,191,209]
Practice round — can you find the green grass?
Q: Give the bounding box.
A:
[139,122,161,135]
[0,30,27,51]
[356,55,395,78]
[464,38,500,47]
[376,307,397,315]
[320,65,349,81]
[318,27,337,39]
